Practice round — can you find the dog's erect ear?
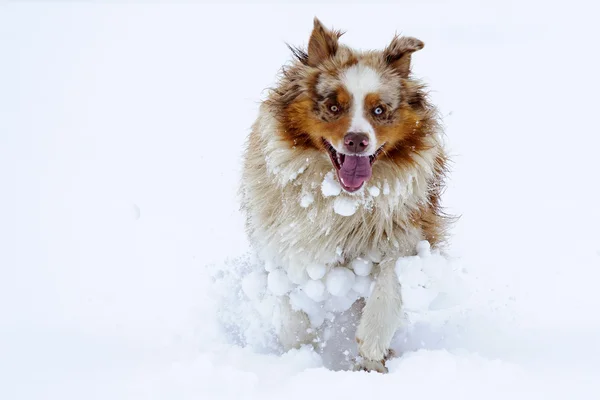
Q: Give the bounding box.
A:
[307,18,342,67]
[384,36,424,78]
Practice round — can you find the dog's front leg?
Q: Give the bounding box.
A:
[355,257,402,372]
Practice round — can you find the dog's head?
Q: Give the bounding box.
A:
[268,18,437,193]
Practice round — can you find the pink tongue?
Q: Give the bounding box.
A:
[339,156,372,189]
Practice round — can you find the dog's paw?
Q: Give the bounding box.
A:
[352,349,396,373]
[353,357,388,373]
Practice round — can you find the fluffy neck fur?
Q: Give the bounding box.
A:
[241,105,448,277]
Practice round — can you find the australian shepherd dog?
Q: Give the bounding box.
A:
[240,18,450,372]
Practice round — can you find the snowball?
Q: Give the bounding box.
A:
[333,196,358,216]
[241,270,267,300]
[287,262,309,285]
[368,185,380,197]
[303,279,326,302]
[263,259,277,272]
[416,240,431,257]
[326,267,356,297]
[289,288,325,327]
[350,257,373,276]
[306,263,326,280]
[352,275,373,297]
[321,171,341,197]
[267,269,292,296]
[300,192,314,208]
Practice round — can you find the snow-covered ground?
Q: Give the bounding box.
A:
[2,2,600,399]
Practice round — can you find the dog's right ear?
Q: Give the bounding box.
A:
[307,18,343,67]
[384,36,424,78]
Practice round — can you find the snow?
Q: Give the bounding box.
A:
[321,171,342,197]
[3,2,600,400]
[367,185,380,197]
[306,263,327,280]
[350,257,373,276]
[241,270,268,300]
[325,267,356,297]
[416,240,431,257]
[289,288,325,327]
[302,279,326,302]
[268,269,292,296]
[333,196,359,216]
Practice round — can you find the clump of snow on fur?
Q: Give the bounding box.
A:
[300,192,314,208]
[416,240,431,256]
[350,257,373,276]
[306,263,327,280]
[289,288,325,327]
[267,269,292,296]
[287,259,310,285]
[368,185,380,197]
[321,171,342,197]
[326,267,356,297]
[333,196,358,216]
[303,279,326,302]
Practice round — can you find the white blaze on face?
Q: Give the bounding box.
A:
[340,64,382,154]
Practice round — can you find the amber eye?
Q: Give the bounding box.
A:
[330,104,339,113]
[373,106,384,116]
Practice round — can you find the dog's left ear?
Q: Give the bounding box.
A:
[384,36,424,78]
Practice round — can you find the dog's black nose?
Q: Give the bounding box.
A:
[343,132,370,154]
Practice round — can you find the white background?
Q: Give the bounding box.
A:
[2,1,600,399]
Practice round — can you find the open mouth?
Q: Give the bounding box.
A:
[322,138,385,193]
